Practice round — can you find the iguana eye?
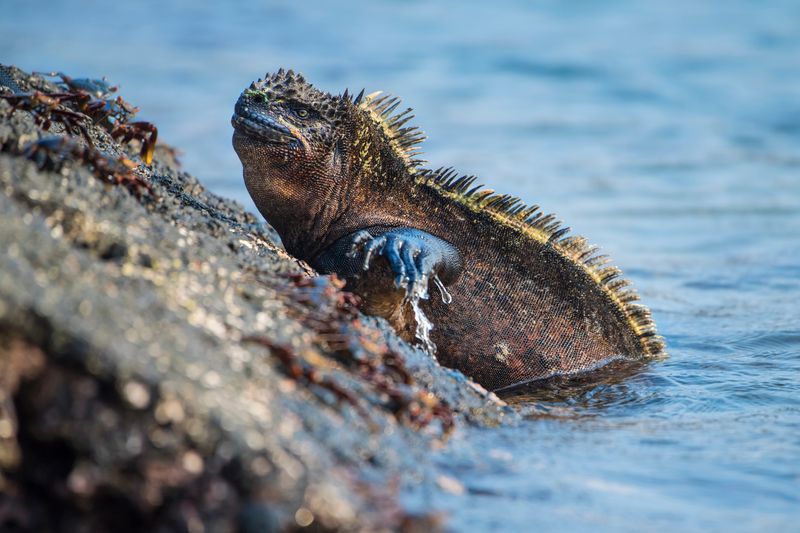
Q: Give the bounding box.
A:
[294,108,309,119]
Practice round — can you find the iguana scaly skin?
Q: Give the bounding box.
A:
[232,70,665,392]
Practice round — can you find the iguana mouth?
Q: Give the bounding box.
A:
[231,114,295,144]
[231,97,296,144]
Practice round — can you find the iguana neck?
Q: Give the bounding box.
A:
[298,115,416,255]
[238,143,341,259]
[345,110,412,191]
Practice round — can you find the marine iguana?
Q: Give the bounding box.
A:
[231,69,665,392]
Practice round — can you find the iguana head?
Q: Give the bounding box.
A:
[232,70,348,225]
[232,69,425,256]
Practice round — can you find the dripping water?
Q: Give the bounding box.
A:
[406,273,451,355]
[432,274,452,304]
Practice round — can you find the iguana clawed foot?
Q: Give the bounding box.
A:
[345,227,461,300]
[348,229,433,294]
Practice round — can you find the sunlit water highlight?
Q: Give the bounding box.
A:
[2,0,798,530]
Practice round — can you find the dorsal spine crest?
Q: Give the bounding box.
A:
[356,91,426,172]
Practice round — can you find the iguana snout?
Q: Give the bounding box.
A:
[231,94,297,145]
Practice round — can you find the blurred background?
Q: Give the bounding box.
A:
[2,0,798,530]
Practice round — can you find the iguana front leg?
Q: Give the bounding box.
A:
[312,227,462,341]
[314,227,462,295]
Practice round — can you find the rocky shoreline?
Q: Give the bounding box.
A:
[0,66,514,532]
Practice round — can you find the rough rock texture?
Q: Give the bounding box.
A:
[0,66,514,532]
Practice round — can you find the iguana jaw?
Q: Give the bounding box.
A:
[231,95,297,145]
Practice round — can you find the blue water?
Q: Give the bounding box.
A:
[2,1,799,530]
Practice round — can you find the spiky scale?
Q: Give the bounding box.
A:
[472,189,495,202]
[465,183,484,197]
[617,290,641,303]
[585,254,611,267]
[577,246,600,263]
[375,97,400,116]
[548,227,571,243]
[454,175,477,193]
[542,220,562,233]
[389,109,414,128]
[606,278,632,292]
[397,126,419,136]
[532,213,557,229]
[483,195,507,208]
[371,94,391,108]
[560,235,587,252]
[597,266,623,283]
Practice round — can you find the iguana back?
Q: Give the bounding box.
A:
[391,172,662,391]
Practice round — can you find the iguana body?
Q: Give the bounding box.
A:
[232,70,665,392]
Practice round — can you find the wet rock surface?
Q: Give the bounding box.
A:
[0,66,515,532]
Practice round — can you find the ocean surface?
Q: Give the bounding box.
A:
[2,0,798,530]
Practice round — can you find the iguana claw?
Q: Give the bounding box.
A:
[349,229,434,296]
[333,227,461,299]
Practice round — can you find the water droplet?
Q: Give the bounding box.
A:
[295,507,314,527]
[433,274,452,304]
[405,276,437,356]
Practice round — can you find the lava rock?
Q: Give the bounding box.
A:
[0,65,515,532]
